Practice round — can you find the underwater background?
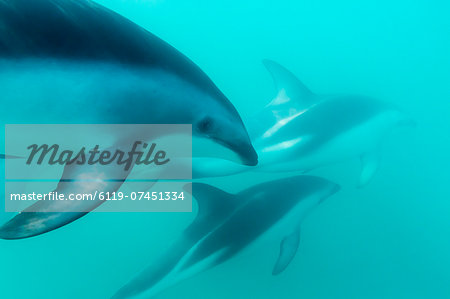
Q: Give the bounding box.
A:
[1,0,449,298]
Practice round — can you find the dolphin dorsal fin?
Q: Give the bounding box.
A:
[185,183,238,222]
[262,59,314,110]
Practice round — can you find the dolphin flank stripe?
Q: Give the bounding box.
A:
[190,60,412,187]
[182,175,335,269]
[0,0,258,239]
[113,176,340,298]
[266,96,392,156]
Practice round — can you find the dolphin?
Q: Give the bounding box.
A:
[0,0,257,239]
[190,60,415,186]
[112,175,340,299]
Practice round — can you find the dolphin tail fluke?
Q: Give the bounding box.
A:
[358,150,381,187]
[262,59,315,110]
[272,228,301,275]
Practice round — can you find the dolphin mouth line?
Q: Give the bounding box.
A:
[235,143,258,166]
[211,136,258,166]
[242,148,258,166]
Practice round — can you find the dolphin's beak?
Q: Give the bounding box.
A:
[233,140,258,166]
[213,136,258,166]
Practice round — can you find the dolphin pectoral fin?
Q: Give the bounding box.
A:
[358,150,381,188]
[0,210,88,240]
[262,59,315,110]
[0,160,132,239]
[0,177,122,240]
[272,229,301,276]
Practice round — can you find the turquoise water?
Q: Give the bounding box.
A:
[1,0,450,298]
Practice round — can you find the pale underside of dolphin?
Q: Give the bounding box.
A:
[189,60,413,186]
[0,0,257,239]
[112,176,340,299]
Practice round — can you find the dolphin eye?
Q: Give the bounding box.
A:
[198,117,214,133]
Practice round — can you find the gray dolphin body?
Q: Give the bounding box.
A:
[113,176,340,299]
[0,0,257,239]
[191,60,414,186]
